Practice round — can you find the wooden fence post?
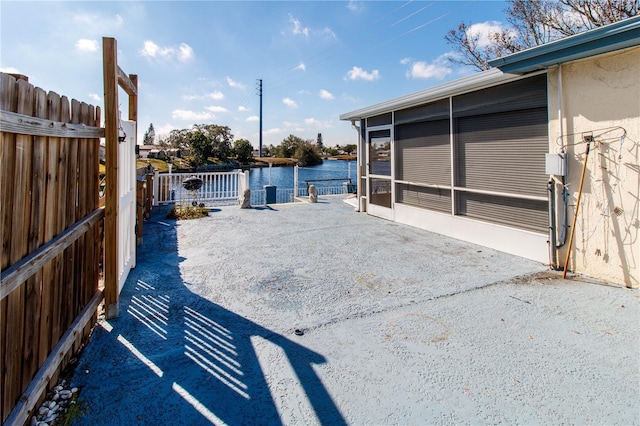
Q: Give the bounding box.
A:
[103,37,119,318]
[102,38,138,319]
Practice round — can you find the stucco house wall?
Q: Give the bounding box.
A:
[342,19,639,288]
[547,46,639,287]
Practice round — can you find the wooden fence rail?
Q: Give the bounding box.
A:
[0,72,103,425]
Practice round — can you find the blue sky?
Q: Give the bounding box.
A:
[1,1,509,149]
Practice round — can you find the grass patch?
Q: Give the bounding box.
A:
[327,154,357,161]
[166,204,209,220]
[137,158,170,173]
[253,157,298,166]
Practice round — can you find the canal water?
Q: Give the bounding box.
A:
[249,160,355,191]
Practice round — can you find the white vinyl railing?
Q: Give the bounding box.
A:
[152,167,354,207]
[153,170,245,206]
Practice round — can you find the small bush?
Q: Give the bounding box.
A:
[166,204,208,220]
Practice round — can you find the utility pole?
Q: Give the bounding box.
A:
[257,79,263,157]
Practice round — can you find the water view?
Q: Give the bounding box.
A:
[249,160,356,191]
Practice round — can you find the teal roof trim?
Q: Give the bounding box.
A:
[488,16,640,73]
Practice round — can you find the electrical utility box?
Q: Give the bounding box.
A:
[545,153,567,176]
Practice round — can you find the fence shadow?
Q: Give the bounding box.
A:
[72,211,345,425]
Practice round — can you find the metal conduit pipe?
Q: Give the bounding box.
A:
[556,181,568,249]
[548,180,559,269]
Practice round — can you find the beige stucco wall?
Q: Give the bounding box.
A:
[547,46,639,287]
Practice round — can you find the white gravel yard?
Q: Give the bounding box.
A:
[72,196,639,425]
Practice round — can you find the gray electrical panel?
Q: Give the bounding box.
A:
[545,153,567,176]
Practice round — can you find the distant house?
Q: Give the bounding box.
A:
[341,17,639,287]
[137,145,188,160]
[137,144,158,159]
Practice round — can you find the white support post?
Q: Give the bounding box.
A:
[153,170,160,206]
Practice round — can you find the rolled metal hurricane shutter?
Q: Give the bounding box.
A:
[394,99,451,213]
[395,119,451,212]
[453,74,549,233]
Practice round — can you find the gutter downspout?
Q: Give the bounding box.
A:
[351,120,363,212]
[557,64,568,249]
[550,64,568,270]
[548,179,558,268]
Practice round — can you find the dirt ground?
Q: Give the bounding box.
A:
[72,196,639,425]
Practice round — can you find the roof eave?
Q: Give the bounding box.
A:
[340,68,524,121]
[488,16,640,73]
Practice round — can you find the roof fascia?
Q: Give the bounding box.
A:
[340,69,547,122]
[488,16,640,73]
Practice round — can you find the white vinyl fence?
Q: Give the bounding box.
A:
[153,170,246,206]
[119,120,137,293]
[152,167,354,207]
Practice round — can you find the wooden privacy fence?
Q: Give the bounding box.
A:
[0,73,104,424]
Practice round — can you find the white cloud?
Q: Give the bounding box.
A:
[345,66,380,81]
[226,76,246,89]
[347,1,364,12]
[405,54,454,80]
[400,57,412,65]
[465,21,514,48]
[289,14,309,37]
[183,91,224,101]
[287,14,335,39]
[88,93,101,102]
[140,40,173,59]
[319,89,334,100]
[407,61,451,80]
[140,40,194,62]
[282,122,305,132]
[238,106,249,112]
[265,128,283,136]
[74,13,123,31]
[304,118,333,129]
[282,98,298,108]
[73,13,97,25]
[75,39,99,53]
[207,91,224,100]
[178,43,194,61]
[341,93,360,103]
[321,27,337,39]
[156,123,177,138]
[246,115,259,122]
[205,106,228,113]
[0,67,21,74]
[294,63,306,72]
[171,109,212,121]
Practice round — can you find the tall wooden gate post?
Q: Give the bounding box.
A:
[103,37,137,318]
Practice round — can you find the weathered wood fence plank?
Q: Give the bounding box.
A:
[0,208,105,298]
[0,73,17,422]
[4,78,34,422]
[0,110,104,138]
[3,290,104,426]
[0,71,105,424]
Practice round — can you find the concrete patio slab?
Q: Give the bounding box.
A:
[71,196,639,425]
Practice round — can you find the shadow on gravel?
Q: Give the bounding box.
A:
[73,211,345,425]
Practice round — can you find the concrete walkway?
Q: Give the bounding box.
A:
[72,196,639,425]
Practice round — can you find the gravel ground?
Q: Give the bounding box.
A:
[72,196,639,425]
